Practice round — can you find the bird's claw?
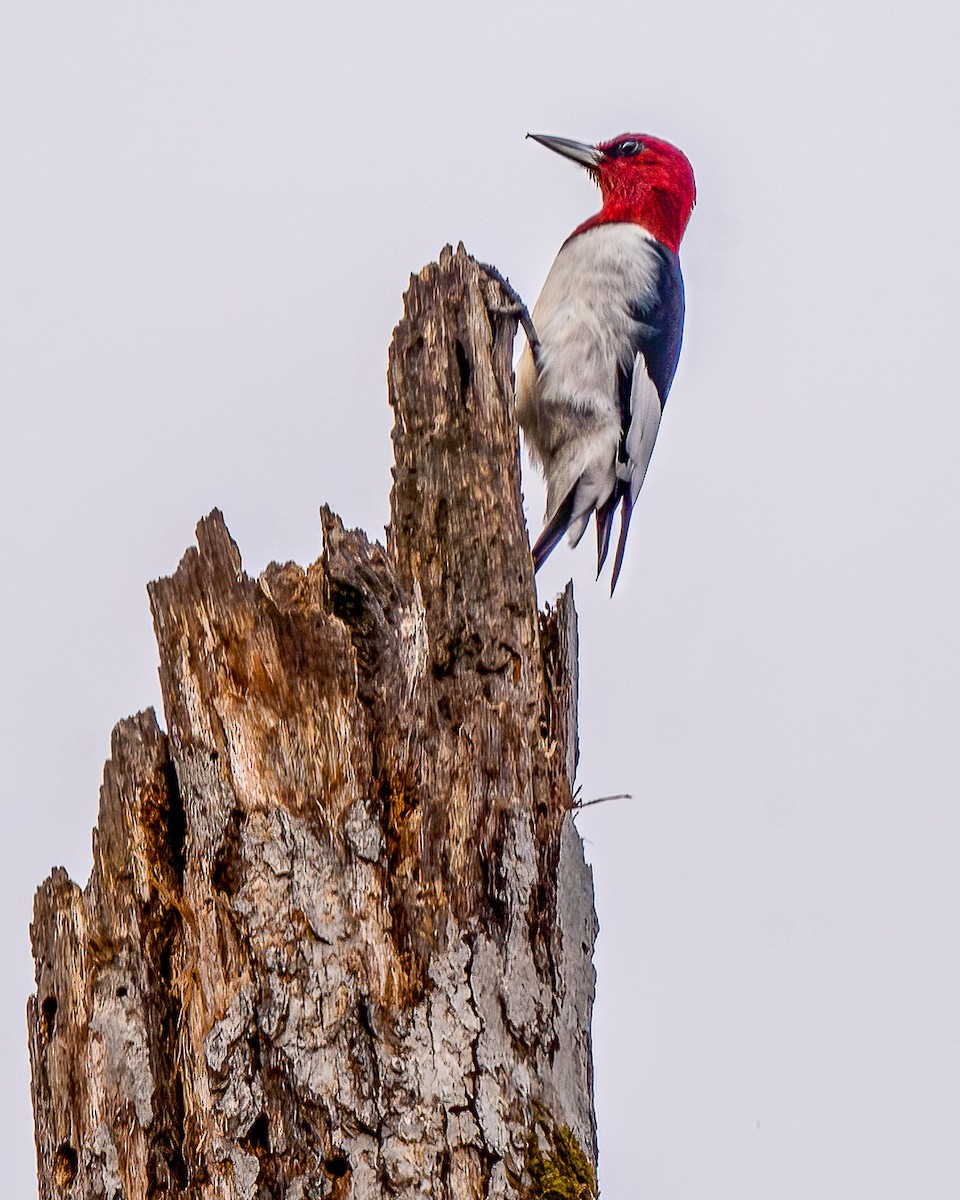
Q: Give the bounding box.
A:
[478,262,542,366]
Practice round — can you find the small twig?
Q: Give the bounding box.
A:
[572,792,633,811]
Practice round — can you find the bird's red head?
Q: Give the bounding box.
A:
[528,131,696,253]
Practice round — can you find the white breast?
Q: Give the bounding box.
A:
[517,222,663,539]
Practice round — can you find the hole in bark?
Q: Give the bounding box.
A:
[40,996,57,1042]
[357,997,375,1041]
[324,1153,351,1178]
[479,821,509,931]
[210,749,219,762]
[248,1028,262,1068]
[240,1113,270,1155]
[162,760,187,881]
[455,339,471,396]
[52,1143,78,1187]
[330,580,367,626]
[211,810,245,897]
[116,985,128,999]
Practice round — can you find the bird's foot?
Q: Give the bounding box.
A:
[478,262,542,365]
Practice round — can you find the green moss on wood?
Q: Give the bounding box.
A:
[524,1124,598,1200]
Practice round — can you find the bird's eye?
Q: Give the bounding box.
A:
[618,139,643,157]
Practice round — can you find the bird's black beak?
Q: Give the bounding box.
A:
[526,133,603,169]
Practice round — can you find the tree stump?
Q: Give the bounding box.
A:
[28,246,598,1200]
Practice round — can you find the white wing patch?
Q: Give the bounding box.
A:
[623,351,662,502]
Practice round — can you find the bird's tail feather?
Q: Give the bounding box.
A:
[609,490,635,594]
[534,478,635,589]
[531,485,578,571]
[595,485,622,576]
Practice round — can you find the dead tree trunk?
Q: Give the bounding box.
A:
[28,246,598,1200]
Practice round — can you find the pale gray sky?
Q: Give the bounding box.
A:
[3,3,959,1196]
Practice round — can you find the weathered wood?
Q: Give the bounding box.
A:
[29,246,597,1199]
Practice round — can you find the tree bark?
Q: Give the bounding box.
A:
[28,246,598,1200]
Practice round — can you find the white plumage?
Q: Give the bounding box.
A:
[517,223,665,550]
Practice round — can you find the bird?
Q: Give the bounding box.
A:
[516,131,696,592]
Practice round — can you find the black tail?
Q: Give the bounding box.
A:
[609,489,635,595]
[531,485,578,571]
[595,483,623,576]
[532,481,634,593]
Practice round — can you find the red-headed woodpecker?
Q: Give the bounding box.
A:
[517,132,696,592]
